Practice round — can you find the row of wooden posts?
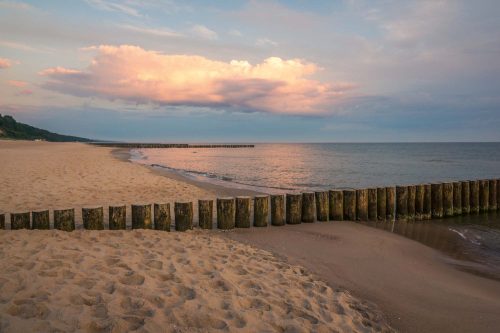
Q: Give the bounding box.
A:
[1,178,499,231]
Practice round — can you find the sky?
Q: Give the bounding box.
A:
[1,0,499,142]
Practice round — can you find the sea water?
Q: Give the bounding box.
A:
[131,142,500,280]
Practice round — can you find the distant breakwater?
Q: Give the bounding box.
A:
[1,178,499,231]
[90,142,254,148]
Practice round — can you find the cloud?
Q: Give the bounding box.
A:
[0,57,13,69]
[256,38,278,47]
[118,24,182,38]
[85,0,141,17]
[191,25,218,40]
[7,80,27,87]
[17,89,33,96]
[0,1,33,10]
[228,29,242,37]
[39,45,355,115]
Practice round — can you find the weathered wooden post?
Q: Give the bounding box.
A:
[423,184,432,220]
[497,179,500,211]
[343,190,356,221]
[367,188,377,221]
[386,187,395,220]
[0,213,4,229]
[329,190,343,221]
[217,198,235,230]
[132,204,152,229]
[315,191,329,221]
[286,194,302,224]
[453,182,462,215]
[489,179,497,211]
[175,202,193,231]
[54,208,75,231]
[109,205,126,230]
[198,200,213,229]
[254,195,269,227]
[376,187,386,221]
[154,203,171,231]
[443,182,454,217]
[460,181,470,215]
[356,189,368,221]
[11,212,30,230]
[235,196,251,228]
[396,185,408,221]
[83,207,104,230]
[470,180,480,214]
[271,194,285,226]
[479,180,489,213]
[302,192,315,223]
[431,183,443,218]
[415,185,424,220]
[407,185,416,220]
[32,210,50,230]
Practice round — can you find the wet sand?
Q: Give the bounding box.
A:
[225,222,500,333]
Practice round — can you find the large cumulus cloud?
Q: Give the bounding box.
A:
[39,45,355,114]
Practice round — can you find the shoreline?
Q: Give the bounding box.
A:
[112,148,265,198]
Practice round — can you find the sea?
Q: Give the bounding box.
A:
[130,143,500,280]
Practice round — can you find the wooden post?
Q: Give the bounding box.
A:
[286,194,302,224]
[343,190,356,221]
[32,210,50,230]
[460,181,470,215]
[479,180,489,213]
[489,179,497,211]
[497,179,500,211]
[271,194,285,226]
[407,185,416,220]
[175,202,193,231]
[315,191,329,221]
[83,207,104,230]
[386,187,395,220]
[396,185,408,221]
[329,190,343,221]
[356,189,368,221]
[235,196,251,228]
[431,183,443,218]
[0,213,4,230]
[423,184,432,220]
[154,203,171,231]
[453,182,462,215]
[217,198,235,230]
[377,187,386,221]
[415,185,424,221]
[368,188,377,221]
[470,180,480,214]
[131,204,152,229]
[254,195,269,227]
[109,205,126,230]
[11,212,30,230]
[54,209,75,231]
[198,200,213,229]
[302,192,315,223]
[443,182,454,217]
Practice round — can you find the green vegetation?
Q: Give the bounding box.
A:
[0,114,91,142]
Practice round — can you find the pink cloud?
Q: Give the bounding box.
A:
[40,45,355,114]
[17,89,33,96]
[0,57,12,69]
[8,80,28,87]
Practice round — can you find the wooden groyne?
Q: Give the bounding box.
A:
[90,142,254,148]
[1,178,499,231]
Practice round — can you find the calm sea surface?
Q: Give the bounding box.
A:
[131,143,500,280]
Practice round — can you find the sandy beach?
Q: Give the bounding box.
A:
[0,141,392,332]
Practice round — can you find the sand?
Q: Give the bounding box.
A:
[0,141,392,332]
[226,223,500,333]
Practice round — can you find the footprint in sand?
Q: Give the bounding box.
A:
[119,271,145,286]
[7,299,50,319]
[145,260,163,270]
